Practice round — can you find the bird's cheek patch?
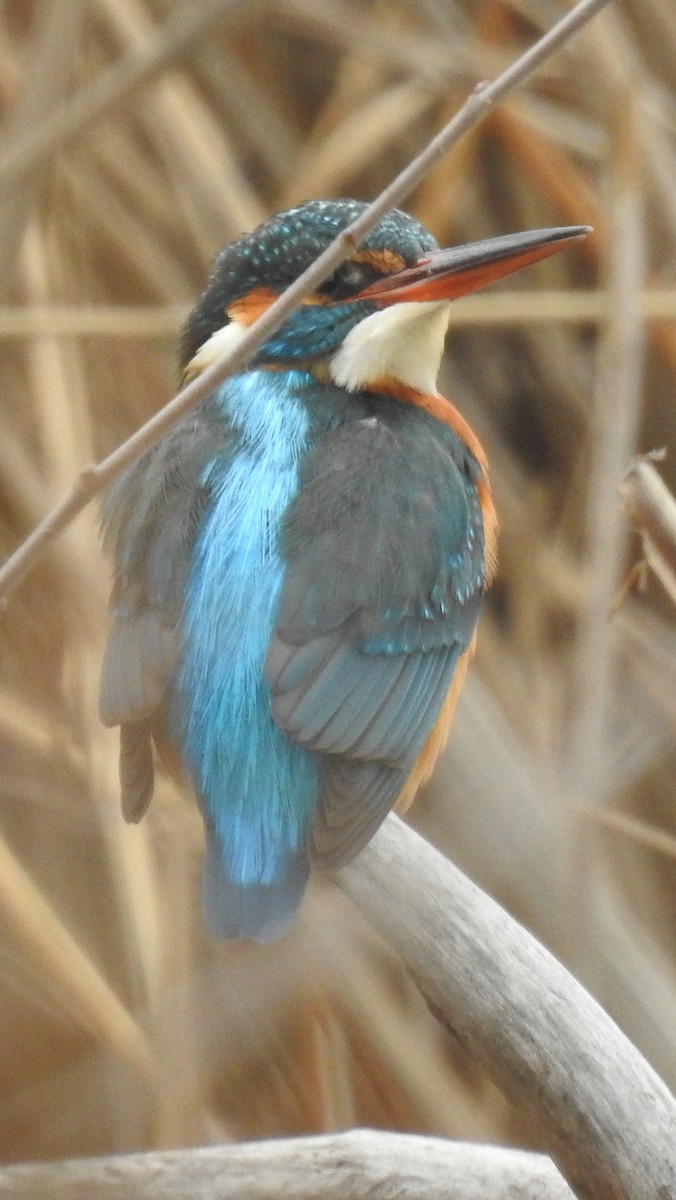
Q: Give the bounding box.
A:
[228,286,278,326]
[229,288,331,327]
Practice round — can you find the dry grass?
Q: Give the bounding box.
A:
[1,0,675,1167]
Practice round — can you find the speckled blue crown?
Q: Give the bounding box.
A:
[182,199,438,367]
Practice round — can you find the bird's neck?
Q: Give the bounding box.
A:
[184,332,496,571]
[370,376,489,476]
[328,300,450,396]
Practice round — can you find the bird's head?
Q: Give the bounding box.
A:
[183,199,589,395]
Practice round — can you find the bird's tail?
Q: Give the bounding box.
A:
[202,825,310,942]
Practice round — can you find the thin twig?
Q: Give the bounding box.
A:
[565,89,646,806]
[0,0,613,604]
[577,804,676,862]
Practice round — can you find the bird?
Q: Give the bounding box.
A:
[99,199,589,942]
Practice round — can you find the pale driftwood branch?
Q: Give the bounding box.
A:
[0,0,613,604]
[619,454,676,604]
[337,816,676,1200]
[434,673,676,1087]
[0,1130,574,1199]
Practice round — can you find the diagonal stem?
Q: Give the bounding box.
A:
[0,0,614,605]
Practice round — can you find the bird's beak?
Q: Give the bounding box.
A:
[355,225,591,306]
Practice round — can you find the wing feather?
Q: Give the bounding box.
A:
[119,720,155,823]
[99,611,176,727]
[311,758,407,867]
[351,642,455,759]
[267,407,488,865]
[100,403,224,820]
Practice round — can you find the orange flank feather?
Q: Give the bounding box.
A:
[478,478,498,584]
[395,637,476,813]
[363,376,497,815]
[374,377,487,466]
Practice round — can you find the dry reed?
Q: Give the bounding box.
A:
[1,0,675,1177]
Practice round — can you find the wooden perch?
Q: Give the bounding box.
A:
[3,794,676,1200]
[0,1131,574,1199]
[338,816,676,1200]
[3,820,674,1199]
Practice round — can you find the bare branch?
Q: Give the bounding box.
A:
[0,0,613,604]
[338,816,676,1200]
[0,1129,574,1199]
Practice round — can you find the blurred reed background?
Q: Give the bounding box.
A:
[1,0,675,1168]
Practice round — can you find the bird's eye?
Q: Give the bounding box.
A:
[321,260,372,300]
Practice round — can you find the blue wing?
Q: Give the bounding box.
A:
[99,407,228,819]
[100,376,317,941]
[266,407,486,867]
[100,384,487,940]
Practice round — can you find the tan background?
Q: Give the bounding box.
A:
[1,0,675,1163]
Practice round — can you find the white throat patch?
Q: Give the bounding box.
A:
[329,299,451,395]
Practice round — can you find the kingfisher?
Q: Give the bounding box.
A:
[99,199,588,941]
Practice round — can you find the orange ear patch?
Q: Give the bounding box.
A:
[395,639,475,813]
[228,286,278,326]
[226,251,406,328]
[229,285,332,326]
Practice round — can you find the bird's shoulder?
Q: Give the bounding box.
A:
[101,400,233,613]
[266,394,490,867]
[98,400,232,735]
[277,394,488,652]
